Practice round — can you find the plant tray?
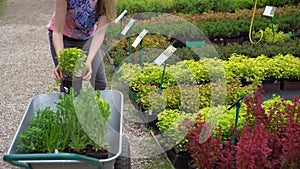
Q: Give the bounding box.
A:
[283,80,300,90]
[4,91,124,169]
[262,80,281,92]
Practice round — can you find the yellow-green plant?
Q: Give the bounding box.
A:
[255,24,288,44]
[58,48,87,79]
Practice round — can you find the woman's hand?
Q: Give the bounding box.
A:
[83,60,92,80]
[54,67,63,80]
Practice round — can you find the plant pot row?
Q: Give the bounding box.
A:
[262,79,300,92]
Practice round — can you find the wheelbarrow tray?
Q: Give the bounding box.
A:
[4,90,123,169]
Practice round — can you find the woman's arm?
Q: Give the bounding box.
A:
[83,15,109,80]
[53,0,67,53]
[53,0,67,79]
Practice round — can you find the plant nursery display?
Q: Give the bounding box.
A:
[187,89,300,169]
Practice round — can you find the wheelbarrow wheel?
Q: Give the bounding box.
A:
[114,136,131,169]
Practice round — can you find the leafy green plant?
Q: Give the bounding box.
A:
[178,5,300,22]
[17,107,67,153]
[74,84,110,149]
[215,38,300,60]
[58,48,87,79]
[197,105,247,142]
[117,0,299,14]
[17,88,111,155]
[255,24,289,44]
[157,109,196,152]
[223,53,265,82]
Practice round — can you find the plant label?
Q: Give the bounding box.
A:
[121,19,136,36]
[132,29,149,48]
[114,10,128,23]
[263,6,277,17]
[154,45,177,66]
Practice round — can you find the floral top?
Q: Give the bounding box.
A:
[48,0,99,40]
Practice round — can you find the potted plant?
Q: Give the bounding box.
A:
[273,54,300,90]
[16,87,111,158]
[3,87,129,169]
[57,48,87,94]
[156,109,196,169]
[186,88,300,169]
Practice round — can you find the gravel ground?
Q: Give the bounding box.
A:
[0,0,167,168]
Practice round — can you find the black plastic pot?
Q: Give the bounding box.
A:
[62,77,83,96]
[283,78,300,90]
[262,79,281,92]
[166,148,193,169]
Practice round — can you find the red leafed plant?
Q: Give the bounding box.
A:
[187,87,300,169]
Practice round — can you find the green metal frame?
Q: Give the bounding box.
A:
[3,153,104,169]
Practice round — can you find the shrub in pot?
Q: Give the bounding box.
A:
[157,109,196,167]
[187,88,300,169]
[57,48,87,94]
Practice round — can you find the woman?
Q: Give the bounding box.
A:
[48,0,116,90]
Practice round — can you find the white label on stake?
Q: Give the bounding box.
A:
[121,19,136,36]
[114,10,128,23]
[132,29,149,48]
[263,6,277,17]
[154,45,177,66]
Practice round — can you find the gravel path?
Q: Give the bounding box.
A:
[0,0,167,168]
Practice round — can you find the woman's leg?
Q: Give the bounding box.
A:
[82,39,107,90]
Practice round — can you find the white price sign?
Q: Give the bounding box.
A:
[114,10,128,23]
[121,19,136,36]
[154,45,177,66]
[132,29,149,48]
[263,6,277,17]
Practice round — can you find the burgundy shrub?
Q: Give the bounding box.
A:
[187,88,300,169]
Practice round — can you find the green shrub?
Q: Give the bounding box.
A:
[255,24,289,44]
[198,105,247,142]
[117,0,299,14]
[215,39,300,60]
[157,109,196,152]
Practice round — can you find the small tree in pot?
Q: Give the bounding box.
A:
[57,48,87,94]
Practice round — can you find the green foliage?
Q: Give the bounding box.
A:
[255,24,289,44]
[130,64,176,92]
[198,105,247,142]
[215,39,300,60]
[116,63,143,85]
[270,54,300,79]
[223,54,265,82]
[58,48,87,78]
[74,84,110,149]
[17,88,111,154]
[17,107,66,153]
[196,12,300,39]
[157,109,196,152]
[117,0,299,14]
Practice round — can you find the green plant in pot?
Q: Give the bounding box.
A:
[57,48,88,94]
[17,87,111,158]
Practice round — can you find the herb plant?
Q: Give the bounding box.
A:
[17,87,111,155]
[17,107,67,153]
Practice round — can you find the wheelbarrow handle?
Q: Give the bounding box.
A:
[3,153,104,169]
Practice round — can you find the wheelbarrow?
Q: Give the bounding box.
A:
[3,90,131,169]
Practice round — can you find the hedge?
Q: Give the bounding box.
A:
[117,0,299,15]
